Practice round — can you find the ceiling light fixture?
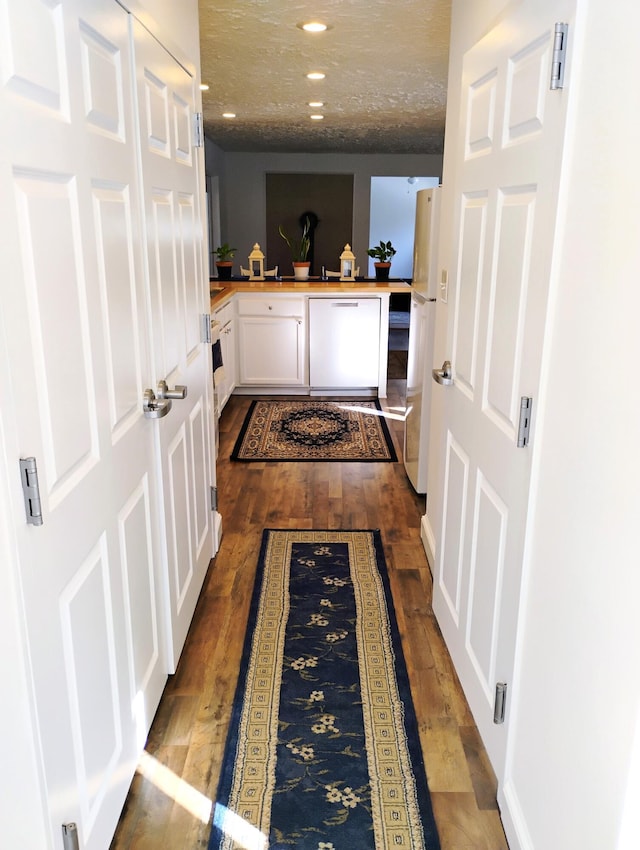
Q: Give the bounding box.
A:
[310,114,324,120]
[222,112,236,119]
[308,101,324,108]
[306,72,325,80]
[199,84,209,91]
[299,21,328,33]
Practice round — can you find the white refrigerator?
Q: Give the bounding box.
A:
[403,187,440,493]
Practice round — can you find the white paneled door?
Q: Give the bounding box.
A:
[133,19,214,671]
[0,1,213,847]
[432,0,575,780]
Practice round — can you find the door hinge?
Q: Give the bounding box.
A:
[201,313,212,344]
[210,485,218,512]
[494,682,507,724]
[193,111,204,147]
[517,396,533,447]
[62,822,80,850]
[19,457,43,526]
[550,22,568,90]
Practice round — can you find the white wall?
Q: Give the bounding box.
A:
[369,177,440,278]
[210,152,443,273]
[501,1,640,847]
[618,711,640,850]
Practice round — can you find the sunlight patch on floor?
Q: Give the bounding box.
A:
[137,752,212,824]
[213,804,268,849]
[136,753,268,846]
[335,402,406,421]
[386,402,408,417]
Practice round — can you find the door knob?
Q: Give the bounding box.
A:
[142,388,172,419]
[157,380,187,400]
[432,360,453,386]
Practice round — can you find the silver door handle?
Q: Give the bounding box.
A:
[157,380,187,400]
[143,388,172,419]
[432,360,453,386]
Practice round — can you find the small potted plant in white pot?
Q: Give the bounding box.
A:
[367,240,396,281]
[279,216,311,280]
[214,243,237,280]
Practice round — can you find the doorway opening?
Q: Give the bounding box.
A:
[368,176,439,279]
[369,176,439,382]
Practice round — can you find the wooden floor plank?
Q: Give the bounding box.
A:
[430,792,509,850]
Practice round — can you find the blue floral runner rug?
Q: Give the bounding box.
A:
[230,400,398,462]
[209,529,440,850]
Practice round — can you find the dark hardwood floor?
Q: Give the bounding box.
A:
[110,378,509,849]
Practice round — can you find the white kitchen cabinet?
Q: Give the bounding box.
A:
[309,297,381,388]
[213,300,236,414]
[237,296,306,386]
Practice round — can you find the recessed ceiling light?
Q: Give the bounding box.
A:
[299,21,328,33]
[199,84,209,91]
[222,112,236,119]
[308,101,324,108]
[306,72,325,80]
[310,114,324,120]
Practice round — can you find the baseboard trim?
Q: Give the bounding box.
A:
[213,510,223,555]
[420,513,436,572]
[498,779,532,850]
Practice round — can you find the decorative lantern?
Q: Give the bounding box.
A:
[340,244,356,281]
[248,243,264,280]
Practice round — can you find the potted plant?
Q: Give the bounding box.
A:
[279,216,311,280]
[214,243,237,280]
[367,240,397,281]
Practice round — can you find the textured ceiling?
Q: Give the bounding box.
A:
[198,0,451,154]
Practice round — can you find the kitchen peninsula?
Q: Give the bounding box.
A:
[209,278,412,412]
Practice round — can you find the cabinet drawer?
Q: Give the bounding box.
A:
[237,297,304,317]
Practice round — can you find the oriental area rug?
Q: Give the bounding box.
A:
[231,400,397,462]
[209,530,440,850]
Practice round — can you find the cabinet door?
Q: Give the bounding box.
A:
[220,318,236,401]
[213,303,234,413]
[216,317,235,412]
[309,298,381,387]
[238,316,306,385]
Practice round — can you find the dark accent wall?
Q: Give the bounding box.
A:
[266,173,354,277]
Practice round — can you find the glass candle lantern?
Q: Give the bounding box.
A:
[248,243,264,280]
[340,244,356,281]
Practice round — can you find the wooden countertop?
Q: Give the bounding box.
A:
[209,278,412,309]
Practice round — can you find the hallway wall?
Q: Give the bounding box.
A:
[502,1,640,847]
[204,147,443,273]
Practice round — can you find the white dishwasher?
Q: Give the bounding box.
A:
[309,297,381,389]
